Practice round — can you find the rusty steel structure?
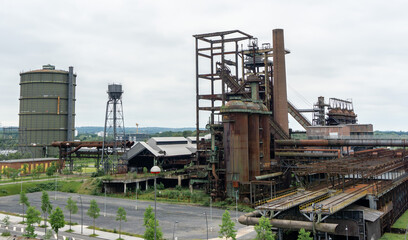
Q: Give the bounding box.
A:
[193,29,408,239]
[194,29,300,199]
[52,140,134,173]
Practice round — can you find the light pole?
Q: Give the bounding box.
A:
[78,195,83,234]
[235,190,238,222]
[19,173,22,193]
[135,186,138,210]
[150,166,161,240]
[172,221,179,240]
[54,175,57,200]
[210,197,212,231]
[104,185,107,217]
[345,225,348,240]
[204,212,208,240]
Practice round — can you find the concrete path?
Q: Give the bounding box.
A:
[0,212,143,240]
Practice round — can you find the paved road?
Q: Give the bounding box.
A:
[0,192,256,239]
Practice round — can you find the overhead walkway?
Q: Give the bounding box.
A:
[300,184,375,215]
[256,188,330,212]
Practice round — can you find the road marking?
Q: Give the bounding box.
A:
[21,227,24,232]
[13,226,16,231]
[54,234,57,238]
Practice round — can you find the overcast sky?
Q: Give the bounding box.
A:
[0,0,407,131]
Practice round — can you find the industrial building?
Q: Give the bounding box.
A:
[126,137,197,172]
[18,64,76,158]
[0,158,60,174]
[11,29,408,239]
[192,29,408,239]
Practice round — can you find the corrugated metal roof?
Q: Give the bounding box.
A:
[127,137,196,160]
[150,137,188,143]
[158,144,194,156]
[126,142,161,160]
[0,158,59,163]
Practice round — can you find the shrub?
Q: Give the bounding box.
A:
[175,185,182,191]
[91,169,105,178]
[157,182,164,190]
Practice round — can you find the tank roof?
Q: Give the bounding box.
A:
[20,65,75,75]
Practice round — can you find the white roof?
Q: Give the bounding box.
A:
[126,137,196,160]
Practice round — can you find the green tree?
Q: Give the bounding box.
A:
[9,168,19,181]
[2,167,10,178]
[19,191,30,223]
[1,216,10,236]
[116,207,127,239]
[297,228,313,240]
[49,207,65,239]
[46,165,56,176]
[219,210,237,240]
[44,229,53,240]
[65,197,78,231]
[87,199,100,235]
[143,218,163,240]
[24,206,41,238]
[254,216,275,240]
[35,164,44,178]
[22,163,29,175]
[143,205,154,226]
[41,191,53,230]
[31,167,38,179]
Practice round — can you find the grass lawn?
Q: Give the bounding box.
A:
[82,167,97,173]
[380,233,406,239]
[392,209,408,229]
[0,180,82,197]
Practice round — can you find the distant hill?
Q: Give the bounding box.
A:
[76,126,197,134]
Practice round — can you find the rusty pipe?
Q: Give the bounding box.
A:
[238,211,338,234]
[276,139,408,147]
[275,152,338,158]
[255,172,282,180]
[212,163,219,181]
[276,148,341,158]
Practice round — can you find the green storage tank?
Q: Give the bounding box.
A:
[18,64,76,157]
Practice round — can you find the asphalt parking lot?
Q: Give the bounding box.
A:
[0,192,256,239]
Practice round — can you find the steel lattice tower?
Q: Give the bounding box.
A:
[101,84,126,173]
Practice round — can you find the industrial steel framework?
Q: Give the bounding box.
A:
[101,84,127,173]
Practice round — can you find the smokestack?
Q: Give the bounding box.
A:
[272,29,289,135]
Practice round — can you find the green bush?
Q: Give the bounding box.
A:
[168,191,180,199]
[46,165,57,176]
[62,168,71,175]
[91,169,105,177]
[26,187,42,193]
[175,185,182,191]
[157,182,164,190]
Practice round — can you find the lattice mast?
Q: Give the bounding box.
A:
[101,84,126,173]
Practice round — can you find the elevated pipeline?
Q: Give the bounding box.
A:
[276,139,408,147]
[238,211,339,234]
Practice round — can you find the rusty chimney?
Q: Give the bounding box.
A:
[272,29,289,135]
